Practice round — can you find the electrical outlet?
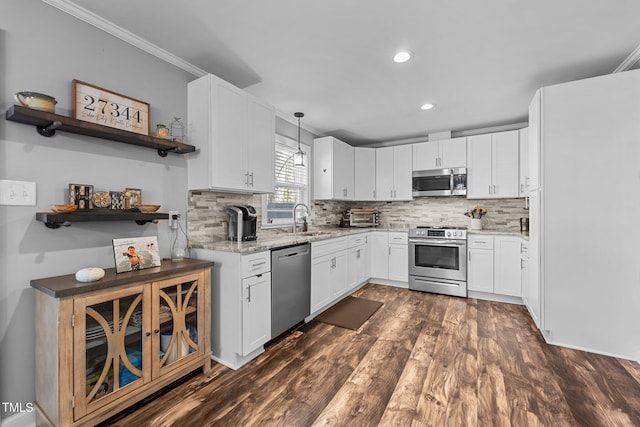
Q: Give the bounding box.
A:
[0,180,36,206]
[168,210,179,229]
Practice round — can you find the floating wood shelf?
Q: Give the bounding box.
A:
[36,210,170,229]
[5,104,196,157]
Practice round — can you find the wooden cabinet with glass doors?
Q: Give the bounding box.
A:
[31,259,213,427]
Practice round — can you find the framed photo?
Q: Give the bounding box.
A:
[72,79,151,135]
[112,236,161,274]
[124,188,142,208]
[69,183,93,209]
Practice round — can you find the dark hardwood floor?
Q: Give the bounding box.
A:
[103,284,640,426]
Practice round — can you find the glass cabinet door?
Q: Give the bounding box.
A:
[152,272,203,377]
[73,284,150,420]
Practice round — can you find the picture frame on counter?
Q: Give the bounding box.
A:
[72,79,151,136]
[112,236,161,273]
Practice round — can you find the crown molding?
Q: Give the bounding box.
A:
[613,43,640,73]
[41,0,207,77]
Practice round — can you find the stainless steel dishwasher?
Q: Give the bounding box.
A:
[271,243,311,339]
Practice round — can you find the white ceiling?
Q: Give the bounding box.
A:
[52,0,640,146]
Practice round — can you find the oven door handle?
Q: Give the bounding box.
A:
[409,239,466,246]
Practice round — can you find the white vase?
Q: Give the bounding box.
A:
[470,218,482,230]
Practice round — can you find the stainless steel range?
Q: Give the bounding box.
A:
[408,226,468,297]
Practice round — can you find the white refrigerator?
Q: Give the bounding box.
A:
[527,69,640,361]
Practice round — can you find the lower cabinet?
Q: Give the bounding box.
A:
[370,231,409,283]
[468,234,524,299]
[346,233,370,291]
[192,249,271,370]
[311,237,348,314]
[33,261,212,427]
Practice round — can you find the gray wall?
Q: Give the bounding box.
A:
[0,0,194,419]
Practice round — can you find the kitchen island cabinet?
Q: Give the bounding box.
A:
[31,259,212,427]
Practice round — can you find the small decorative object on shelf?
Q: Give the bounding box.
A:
[155,124,170,139]
[138,204,160,213]
[112,236,161,273]
[50,204,77,214]
[14,91,57,113]
[110,191,124,209]
[75,267,105,283]
[124,188,142,208]
[170,117,185,142]
[69,183,94,209]
[73,79,150,136]
[464,205,487,230]
[92,191,112,209]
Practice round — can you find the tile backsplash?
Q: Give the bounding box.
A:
[188,191,528,246]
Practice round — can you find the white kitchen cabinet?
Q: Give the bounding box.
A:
[187,73,275,193]
[313,136,354,200]
[311,237,348,314]
[347,233,370,291]
[526,189,541,328]
[370,231,408,283]
[376,145,413,201]
[494,236,522,297]
[467,235,494,293]
[528,90,541,191]
[241,272,272,355]
[518,127,529,196]
[191,248,271,369]
[354,147,377,200]
[467,130,519,199]
[412,137,467,170]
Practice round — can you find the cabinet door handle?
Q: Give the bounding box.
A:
[249,172,254,186]
[388,247,391,255]
[373,190,376,199]
[251,261,266,268]
[357,249,361,259]
[390,189,393,198]
[488,185,492,194]
[493,185,496,194]
[145,331,151,337]
[521,184,524,193]
[154,329,160,334]
[468,252,471,262]
[245,172,249,185]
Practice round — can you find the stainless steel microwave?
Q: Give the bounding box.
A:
[412,168,467,197]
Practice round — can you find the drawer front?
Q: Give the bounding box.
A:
[468,235,494,250]
[241,251,271,277]
[388,232,408,245]
[347,233,368,248]
[312,237,348,258]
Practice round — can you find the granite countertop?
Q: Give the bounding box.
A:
[468,229,529,239]
[191,226,409,253]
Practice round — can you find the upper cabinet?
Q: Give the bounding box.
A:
[376,145,413,201]
[187,74,275,193]
[518,127,529,197]
[412,137,467,170]
[467,130,519,199]
[354,147,376,201]
[528,90,541,191]
[313,136,355,200]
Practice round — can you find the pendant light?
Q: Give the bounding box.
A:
[293,112,305,167]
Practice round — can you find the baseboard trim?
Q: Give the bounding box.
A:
[467,291,523,305]
[368,278,409,289]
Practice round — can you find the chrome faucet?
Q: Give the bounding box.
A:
[292,203,310,233]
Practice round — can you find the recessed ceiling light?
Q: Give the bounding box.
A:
[420,103,436,110]
[393,50,413,63]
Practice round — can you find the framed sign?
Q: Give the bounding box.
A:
[72,79,150,135]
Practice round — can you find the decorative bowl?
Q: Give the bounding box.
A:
[51,204,78,214]
[14,91,58,113]
[138,204,161,213]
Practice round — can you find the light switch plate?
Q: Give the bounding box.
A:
[0,180,37,206]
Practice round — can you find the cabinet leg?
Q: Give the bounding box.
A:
[202,357,212,376]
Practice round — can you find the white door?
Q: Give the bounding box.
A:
[370,232,389,279]
[467,248,494,292]
[528,90,541,190]
[393,145,413,200]
[333,140,354,200]
[518,128,529,196]
[354,147,376,200]
[376,147,394,201]
[212,81,246,190]
[331,252,349,299]
[347,247,359,290]
[439,137,467,169]
[388,244,408,282]
[241,273,271,356]
[494,236,522,297]
[527,189,541,328]
[311,255,333,313]
[492,130,519,198]
[412,141,439,170]
[466,134,492,198]
[246,96,275,193]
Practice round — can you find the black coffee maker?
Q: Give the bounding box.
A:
[225,205,258,242]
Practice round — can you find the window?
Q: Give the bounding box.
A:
[262,134,310,226]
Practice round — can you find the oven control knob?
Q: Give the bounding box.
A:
[446,231,451,237]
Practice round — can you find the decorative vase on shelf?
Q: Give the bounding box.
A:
[470,218,482,230]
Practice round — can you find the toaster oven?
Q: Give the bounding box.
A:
[348,209,379,227]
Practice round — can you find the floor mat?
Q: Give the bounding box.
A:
[315,296,383,330]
